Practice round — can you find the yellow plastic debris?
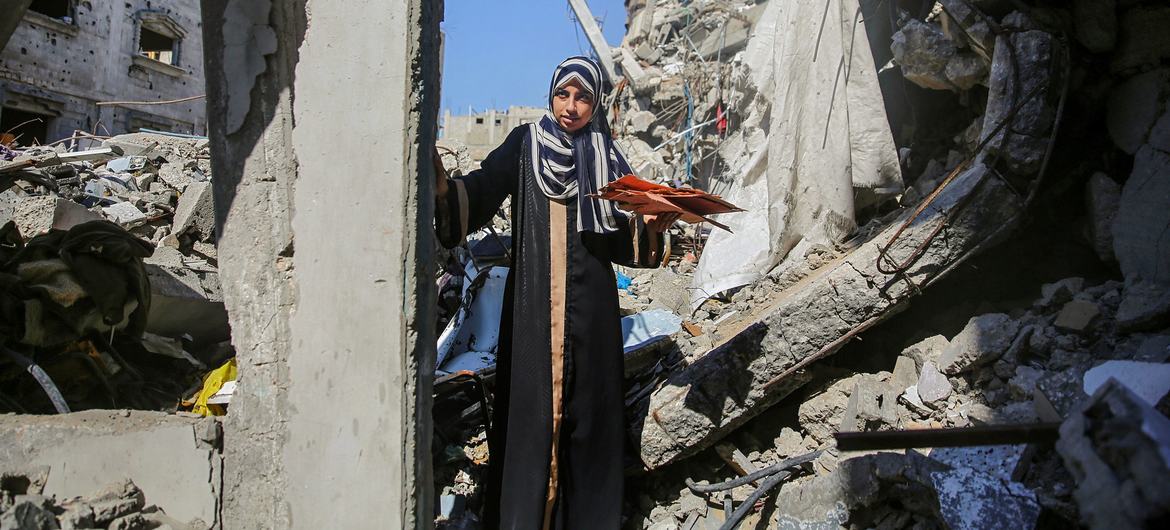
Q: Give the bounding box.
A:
[183,358,237,416]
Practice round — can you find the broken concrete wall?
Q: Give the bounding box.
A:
[629,4,1065,468]
[0,411,222,527]
[0,1,207,141]
[632,162,1023,468]
[200,0,441,527]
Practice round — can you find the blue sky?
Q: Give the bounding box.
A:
[441,0,627,115]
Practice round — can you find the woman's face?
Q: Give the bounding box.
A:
[552,79,595,133]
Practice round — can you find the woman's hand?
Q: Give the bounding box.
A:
[433,148,449,200]
[644,212,681,233]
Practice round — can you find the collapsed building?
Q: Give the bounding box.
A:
[2,0,1170,529]
[0,0,207,145]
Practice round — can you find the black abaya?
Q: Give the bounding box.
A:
[438,125,663,529]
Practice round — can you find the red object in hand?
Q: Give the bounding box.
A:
[591,175,744,232]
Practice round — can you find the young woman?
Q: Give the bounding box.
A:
[435,56,678,529]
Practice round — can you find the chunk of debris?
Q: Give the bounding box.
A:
[938,313,1020,374]
[1057,379,1170,529]
[1083,361,1170,407]
[930,466,1041,530]
[918,361,954,404]
[1053,299,1100,333]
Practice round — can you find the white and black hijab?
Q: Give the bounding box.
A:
[529,56,633,234]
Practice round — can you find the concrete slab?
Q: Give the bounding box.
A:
[1084,361,1170,406]
[0,411,219,526]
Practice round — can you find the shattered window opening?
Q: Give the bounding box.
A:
[28,0,74,22]
[0,107,52,146]
[138,26,178,65]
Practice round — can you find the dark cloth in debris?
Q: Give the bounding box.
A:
[0,220,153,347]
[438,125,663,529]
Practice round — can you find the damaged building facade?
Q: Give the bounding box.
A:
[441,106,544,163]
[0,0,206,145]
[3,0,1170,529]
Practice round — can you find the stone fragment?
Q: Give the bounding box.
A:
[1035,277,1084,310]
[12,196,61,239]
[891,19,957,90]
[902,385,932,414]
[1111,6,1170,74]
[1057,380,1170,529]
[1008,365,1044,400]
[981,14,1057,175]
[156,161,194,192]
[645,267,689,315]
[1116,281,1170,332]
[0,495,59,530]
[798,376,859,442]
[714,443,758,477]
[171,180,215,241]
[626,110,657,134]
[839,377,890,432]
[102,201,147,227]
[772,427,804,459]
[10,195,104,240]
[938,313,1020,374]
[1083,360,1170,407]
[1053,299,1100,333]
[1106,69,1168,155]
[633,41,662,64]
[944,53,988,90]
[1113,145,1170,286]
[901,335,949,370]
[939,0,996,61]
[930,467,1041,530]
[890,356,919,392]
[1085,173,1121,263]
[917,361,953,404]
[1073,0,1117,52]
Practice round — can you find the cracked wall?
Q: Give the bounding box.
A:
[201,0,440,528]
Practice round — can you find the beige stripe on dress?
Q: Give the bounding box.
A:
[542,198,568,529]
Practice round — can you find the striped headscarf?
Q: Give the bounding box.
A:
[529,56,633,234]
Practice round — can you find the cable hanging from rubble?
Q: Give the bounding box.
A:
[684,449,823,530]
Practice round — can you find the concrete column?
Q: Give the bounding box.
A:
[200,0,440,528]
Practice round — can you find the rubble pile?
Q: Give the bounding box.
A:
[0,132,231,415]
[433,0,1170,527]
[623,271,1170,528]
[0,476,202,530]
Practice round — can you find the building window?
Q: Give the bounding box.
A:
[494,119,501,125]
[28,0,74,22]
[1,107,53,147]
[136,13,186,67]
[475,117,484,124]
[139,27,178,65]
